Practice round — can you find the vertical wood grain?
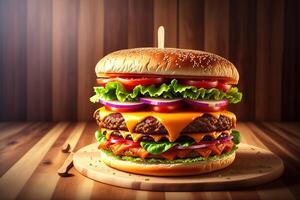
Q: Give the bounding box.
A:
[0,0,27,121]
[0,0,298,121]
[229,0,257,121]
[77,0,104,120]
[178,0,204,50]
[52,0,79,121]
[154,0,178,48]
[128,0,154,48]
[255,0,284,121]
[204,0,229,58]
[26,0,53,120]
[103,0,128,54]
[282,0,300,121]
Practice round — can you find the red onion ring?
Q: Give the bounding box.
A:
[140,98,183,106]
[99,99,144,109]
[185,99,228,108]
[175,135,233,150]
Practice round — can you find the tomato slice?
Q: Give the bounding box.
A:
[217,82,232,92]
[180,80,218,88]
[150,103,182,112]
[97,77,165,91]
[180,80,232,92]
[105,105,140,112]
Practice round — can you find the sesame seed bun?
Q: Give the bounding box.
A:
[100,149,236,176]
[96,48,239,84]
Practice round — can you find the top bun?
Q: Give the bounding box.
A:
[95,48,239,84]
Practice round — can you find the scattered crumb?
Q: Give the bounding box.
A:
[226,177,231,180]
[145,178,150,181]
[251,148,255,150]
[42,160,52,165]
[113,172,116,175]
[61,143,70,153]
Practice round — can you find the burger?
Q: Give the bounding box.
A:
[90,48,242,176]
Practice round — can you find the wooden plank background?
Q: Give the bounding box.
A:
[0,0,299,121]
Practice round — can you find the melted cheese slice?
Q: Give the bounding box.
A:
[99,107,236,142]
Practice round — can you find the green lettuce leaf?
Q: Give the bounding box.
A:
[90,79,242,103]
[140,140,194,154]
[231,130,240,144]
[95,130,106,143]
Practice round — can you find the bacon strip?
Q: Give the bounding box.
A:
[100,140,235,160]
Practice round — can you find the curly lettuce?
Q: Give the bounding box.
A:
[231,130,241,144]
[95,130,106,143]
[90,79,242,104]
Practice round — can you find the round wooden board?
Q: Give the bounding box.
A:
[73,143,284,191]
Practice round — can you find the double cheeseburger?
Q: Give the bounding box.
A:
[91,48,242,176]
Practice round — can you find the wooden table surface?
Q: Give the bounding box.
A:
[0,122,299,200]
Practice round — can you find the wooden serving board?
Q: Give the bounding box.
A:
[73,143,284,191]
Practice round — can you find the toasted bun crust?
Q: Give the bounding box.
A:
[100,150,236,176]
[96,48,239,84]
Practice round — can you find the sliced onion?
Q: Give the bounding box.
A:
[220,135,233,143]
[140,98,183,106]
[176,142,215,150]
[175,135,233,150]
[185,99,228,107]
[99,99,144,109]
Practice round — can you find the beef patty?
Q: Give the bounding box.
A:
[95,110,233,135]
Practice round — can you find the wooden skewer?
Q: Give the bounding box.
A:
[58,152,74,177]
[158,26,165,48]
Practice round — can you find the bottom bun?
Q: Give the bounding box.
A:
[100,150,236,176]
